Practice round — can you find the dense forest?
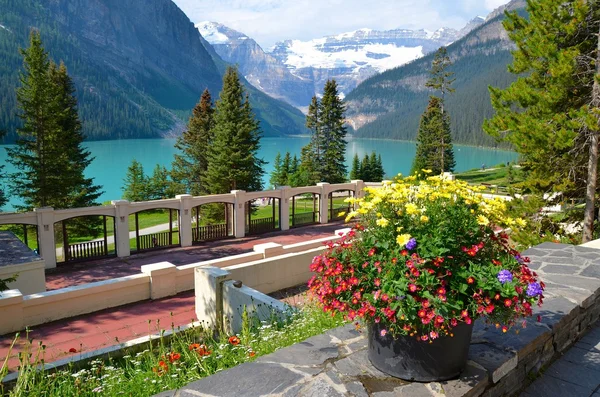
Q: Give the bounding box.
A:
[345,12,525,147]
[0,0,307,143]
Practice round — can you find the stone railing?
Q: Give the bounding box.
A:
[0,181,367,268]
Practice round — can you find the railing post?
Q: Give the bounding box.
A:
[279,186,291,231]
[34,207,56,269]
[232,190,246,238]
[112,200,131,258]
[177,194,193,247]
[317,182,330,224]
[351,180,366,208]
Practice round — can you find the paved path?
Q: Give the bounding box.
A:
[521,320,600,397]
[46,222,344,290]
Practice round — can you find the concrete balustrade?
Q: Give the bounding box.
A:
[0,231,345,336]
[0,181,366,269]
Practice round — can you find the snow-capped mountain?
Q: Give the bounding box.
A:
[197,19,485,110]
[197,22,314,109]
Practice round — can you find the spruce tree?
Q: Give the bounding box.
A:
[281,152,292,186]
[319,80,348,183]
[426,47,455,114]
[288,155,300,187]
[484,0,600,242]
[306,96,323,176]
[203,67,265,194]
[360,154,372,182]
[349,154,361,180]
[122,159,148,202]
[269,152,283,188]
[172,89,214,196]
[296,144,320,186]
[369,152,385,182]
[147,164,170,200]
[7,31,102,210]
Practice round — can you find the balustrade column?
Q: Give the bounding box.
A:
[279,186,291,231]
[177,194,193,247]
[317,182,330,224]
[351,180,366,208]
[112,200,131,258]
[232,190,247,238]
[34,207,56,269]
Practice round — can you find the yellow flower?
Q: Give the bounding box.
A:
[515,218,527,228]
[396,234,412,247]
[422,169,433,174]
[396,226,404,232]
[376,218,389,227]
[345,211,359,222]
[420,215,429,223]
[477,215,489,226]
[405,203,419,215]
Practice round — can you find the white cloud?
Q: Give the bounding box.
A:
[172,0,511,48]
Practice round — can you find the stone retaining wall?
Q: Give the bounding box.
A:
[157,242,600,397]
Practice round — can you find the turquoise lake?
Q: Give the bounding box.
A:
[0,137,517,210]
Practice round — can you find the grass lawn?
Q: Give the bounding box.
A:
[455,165,525,191]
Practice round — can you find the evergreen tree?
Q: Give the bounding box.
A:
[296,145,321,186]
[269,152,284,188]
[203,67,265,194]
[413,47,457,174]
[368,152,385,182]
[426,47,456,114]
[411,97,455,175]
[147,164,170,200]
[319,80,348,183]
[306,96,323,174]
[360,154,372,181]
[484,0,600,242]
[122,159,148,202]
[7,31,102,210]
[350,154,361,180]
[172,89,214,196]
[281,152,292,186]
[288,155,300,187]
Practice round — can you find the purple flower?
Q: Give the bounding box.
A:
[497,270,513,284]
[526,282,543,297]
[406,238,417,250]
[514,254,524,264]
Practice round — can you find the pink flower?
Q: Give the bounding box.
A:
[380,329,387,337]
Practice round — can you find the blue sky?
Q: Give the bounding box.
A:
[172,0,511,48]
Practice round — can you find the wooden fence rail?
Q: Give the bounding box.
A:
[192,223,229,242]
[66,240,109,262]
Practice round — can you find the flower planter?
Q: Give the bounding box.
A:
[368,322,474,382]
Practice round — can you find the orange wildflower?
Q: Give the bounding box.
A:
[228,336,241,345]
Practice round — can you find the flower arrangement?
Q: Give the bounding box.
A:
[308,173,545,341]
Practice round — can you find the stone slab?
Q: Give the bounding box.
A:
[542,358,600,391]
[373,382,437,397]
[256,332,340,367]
[468,343,517,384]
[178,362,305,396]
[0,231,42,267]
[539,264,581,275]
[581,265,600,278]
[533,296,580,330]
[440,362,489,397]
[561,345,600,372]
[524,373,594,397]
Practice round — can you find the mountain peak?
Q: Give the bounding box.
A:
[196,21,249,44]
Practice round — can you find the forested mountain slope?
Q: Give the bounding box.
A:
[0,0,307,142]
[345,0,526,147]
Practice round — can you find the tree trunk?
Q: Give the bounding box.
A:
[582,26,600,243]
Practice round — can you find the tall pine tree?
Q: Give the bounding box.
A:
[172,89,214,196]
[349,154,361,180]
[411,97,454,175]
[7,31,102,210]
[320,80,348,183]
[122,159,148,202]
[411,47,456,176]
[484,0,600,242]
[203,67,265,194]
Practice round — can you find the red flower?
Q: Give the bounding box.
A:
[68,348,78,353]
[435,315,444,325]
[418,309,427,318]
[167,352,181,363]
[461,310,469,318]
[408,284,418,292]
[401,250,408,256]
[504,299,512,307]
[229,336,241,345]
[153,360,169,376]
[249,351,256,358]
[368,248,376,256]
[467,277,475,284]
[485,305,495,314]
[436,287,446,295]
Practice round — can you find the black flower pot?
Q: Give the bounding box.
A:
[368,322,473,382]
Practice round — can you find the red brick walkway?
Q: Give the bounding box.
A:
[1,223,343,373]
